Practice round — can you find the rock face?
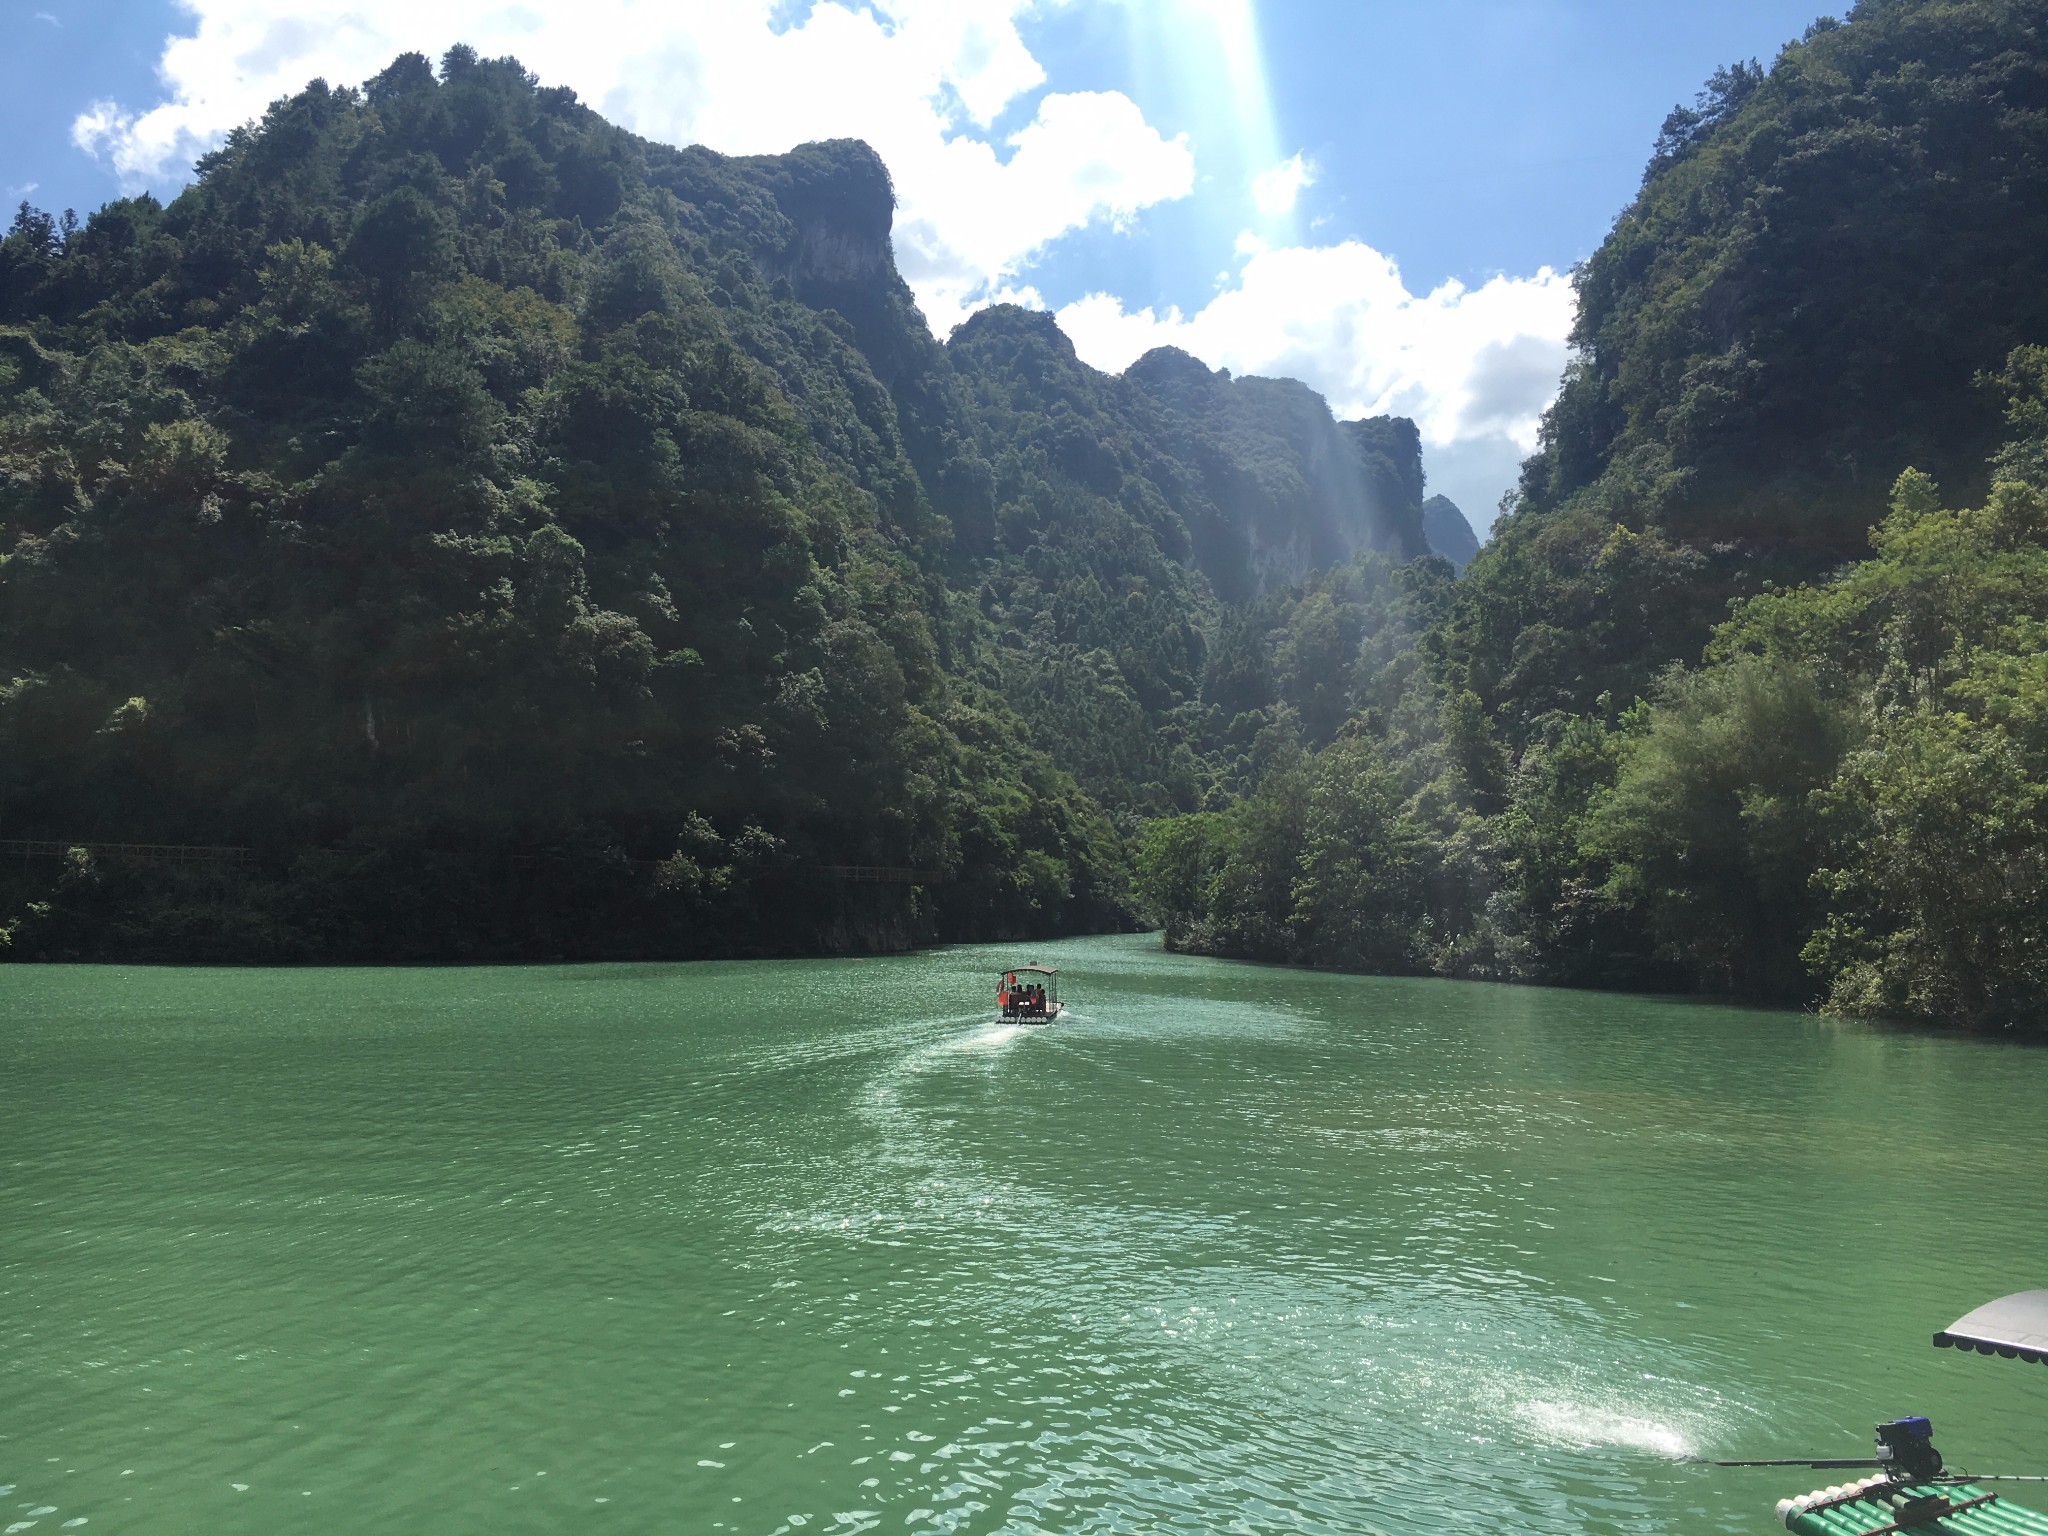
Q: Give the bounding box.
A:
[752,138,897,290]
[1345,417,1426,514]
[928,321,1430,600]
[1120,349,1429,594]
[1422,494,1481,573]
[710,144,1434,605]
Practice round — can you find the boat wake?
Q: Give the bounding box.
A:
[1515,1396,1701,1459]
[944,1020,1032,1054]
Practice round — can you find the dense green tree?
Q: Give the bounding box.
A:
[1139,0,2048,1033]
[0,45,1442,962]
[0,54,1132,959]
[1580,656,1854,996]
[1443,0,2048,745]
[1289,731,1429,971]
[1754,466,2048,1028]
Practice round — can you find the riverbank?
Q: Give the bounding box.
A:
[0,850,1134,964]
[1153,929,2048,1041]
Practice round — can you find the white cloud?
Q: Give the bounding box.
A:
[1250,150,1314,218]
[891,88,1193,333]
[69,0,1193,334]
[1057,238,1575,529]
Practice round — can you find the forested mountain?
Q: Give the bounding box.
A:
[1421,495,1479,573]
[0,45,1424,961]
[1142,0,2048,1032]
[8,1,2044,1031]
[1450,0,2048,737]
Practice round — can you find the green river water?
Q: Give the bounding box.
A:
[4,933,2046,1534]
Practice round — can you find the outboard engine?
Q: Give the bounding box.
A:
[1874,1418,1944,1483]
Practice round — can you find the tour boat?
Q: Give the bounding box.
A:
[996,964,1062,1024]
[1716,1291,2048,1534]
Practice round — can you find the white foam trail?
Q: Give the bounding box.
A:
[942,1023,1029,1054]
[1516,1398,1699,1459]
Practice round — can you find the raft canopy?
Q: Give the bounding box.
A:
[997,965,1060,1016]
[1933,1290,2048,1365]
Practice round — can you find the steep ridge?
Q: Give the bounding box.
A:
[1421,495,1479,573]
[1444,0,2048,737]
[1138,0,2048,1032]
[0,46,1426,960]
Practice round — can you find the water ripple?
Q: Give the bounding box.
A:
[4,936,2046,1533]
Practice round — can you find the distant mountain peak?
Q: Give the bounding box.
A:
[1421,494,1480,573]
[948,302,1075,353]
[1124,346,1223,400]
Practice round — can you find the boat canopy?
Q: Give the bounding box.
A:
[1933,1290,2048,1365]
[997,965,1059,1015]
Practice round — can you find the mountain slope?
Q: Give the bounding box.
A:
[1136,0,2048,1030]
[1421,495,1479,572]
[1447,0,2048,736]
[0,46,1422,960]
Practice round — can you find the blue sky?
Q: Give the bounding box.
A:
[3,0,1833,526]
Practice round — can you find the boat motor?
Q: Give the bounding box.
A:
[1708,1295,2048,1527]
[1873,1418,1944,1482]
[1707,1416,1944,1482]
